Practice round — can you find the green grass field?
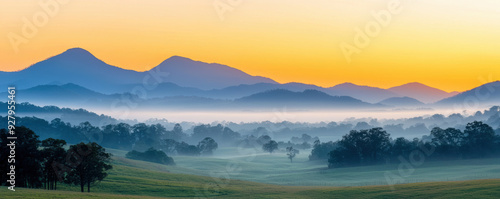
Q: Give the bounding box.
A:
[110,147,500,186]
[2,169,500,198]
[2,147,500,198]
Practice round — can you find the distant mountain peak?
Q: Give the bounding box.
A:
[335,82,358,87]
[379,96,425,107]
[332,82,381,89]
[163,55,194,63]
[54,47,100,61]
[151,55,277,89]
[64,47,92,54]
[388,82,456,103]
[405,82,424,85]
[394,82,432,89]
[390,82,443,92]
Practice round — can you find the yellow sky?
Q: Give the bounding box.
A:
[1,0,499,92]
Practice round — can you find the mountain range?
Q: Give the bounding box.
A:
[3,48,498,110]
[1,48,275,93]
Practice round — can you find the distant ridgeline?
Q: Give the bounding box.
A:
[0,101,116,126]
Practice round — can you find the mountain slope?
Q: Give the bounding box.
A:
[203,82,324,99]
[4,48,143,93]
[151,56,276,90]
[0,48,276,93]
[326,83,400,103]
[389,82,457,103]
[8,83,134,108]
[436,81,500,106]
[236,89,376,109]
[379,97,425,107]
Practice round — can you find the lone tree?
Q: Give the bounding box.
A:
[263,140,278,153]
[198,137,218,156]
[66,142,112,192]
[286,146,299,163]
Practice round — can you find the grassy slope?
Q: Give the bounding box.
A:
[111,147,500,187]
[2,177,500,198]
[1,156,500,198]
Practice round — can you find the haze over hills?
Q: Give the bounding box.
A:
[388,82,458,103]
[5,84,379,111]
[235,89,377,109]
[436,81,500,107]
[10,83,141,108]
[378,97,425,108]
[0,48,468,105]
[326,83,400,103]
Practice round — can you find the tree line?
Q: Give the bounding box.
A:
[0,126,112,192]
[308,121,500,168]
[0,117,237,155]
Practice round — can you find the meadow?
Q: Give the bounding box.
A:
[1,160,499,198]
[2,147,499,198]
[110,147,500,187]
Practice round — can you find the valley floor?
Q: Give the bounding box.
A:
[2,147,499,198]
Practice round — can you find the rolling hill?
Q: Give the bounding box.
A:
[379,97,426,107]
[326,82,400,103]
[1,154,500,198]
[235,89,377,109]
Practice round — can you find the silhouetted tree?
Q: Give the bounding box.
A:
[41,138,67,190]
[164,123,185,141]
[257,135,272,145]
[198,137,218,156]
[132,123,166,151]
[77,122,102,143]
[263,140,278,153]
[309,140,338,161]
[391,137,414,159]
[65,142,112,192]
[192,124,240,144]
[328,128,391,168]
[126,148,175,165]
[0,126,43,188]
[461,121,496,158]
[430,127,463,159]
[176,142,201,156]
[160,139,179,154]
[101,123,133,150]
[286,146,298,163]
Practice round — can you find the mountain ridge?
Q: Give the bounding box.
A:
[1,48,465,103]
[436,81,500,107]
[0,48,277,92]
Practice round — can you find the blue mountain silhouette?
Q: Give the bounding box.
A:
[1,48,276,93]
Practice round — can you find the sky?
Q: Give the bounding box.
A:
[1,0,499,92]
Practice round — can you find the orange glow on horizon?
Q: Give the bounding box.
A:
[1,0,499,92]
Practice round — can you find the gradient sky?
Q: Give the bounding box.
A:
[1,0,499,92]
